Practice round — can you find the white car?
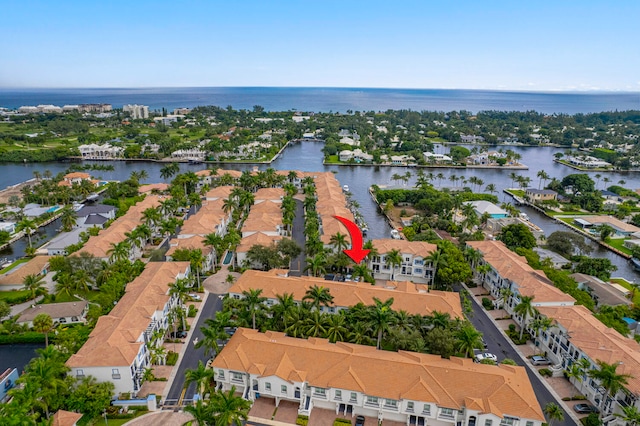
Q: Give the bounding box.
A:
[475,352,498,363]
[188,293,202,301]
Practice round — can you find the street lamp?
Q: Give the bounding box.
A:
[103,409,108,425]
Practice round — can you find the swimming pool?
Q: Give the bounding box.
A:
[222,251,234,265]
[46,206,61,213]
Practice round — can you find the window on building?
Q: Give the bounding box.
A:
[76,369,84,378]
[281,385,287,394]
[407,402,414,412]
[112,368,121,379]
[314,387,326,397]
[485,420,493,426]
[440,408,454,418]
[422,404,431,415]
[384,399,398,409]
[218,370,225,379]
[500,417,516,426]
[350,392,357,402]
[232,372,243,382]
[335,390,342,400]
[366,396,379,406]
[526,422,534,426]
[265,383,271,391]
[415,268,423,274]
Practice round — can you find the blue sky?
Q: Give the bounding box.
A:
[1,0,638,91]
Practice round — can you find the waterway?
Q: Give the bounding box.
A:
[2,141,640,279]
[0,343,44,374]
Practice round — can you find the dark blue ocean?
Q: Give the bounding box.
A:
[0,87,638,114]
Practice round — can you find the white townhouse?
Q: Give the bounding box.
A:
[66,262,190,396]
[228,270,464,319]
[368,239,436,286]
[467,241,575,331]
[212,329,545,426]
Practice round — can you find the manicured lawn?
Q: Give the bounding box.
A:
[0,258,29,274]
[604,238,632,255]
[324,155,340,164]
[0,289,31,303]
[610,278,640,305]
[506,189,525,197]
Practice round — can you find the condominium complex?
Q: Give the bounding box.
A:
[123,104,149,119]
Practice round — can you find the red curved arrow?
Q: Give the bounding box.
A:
[333,215,370,264]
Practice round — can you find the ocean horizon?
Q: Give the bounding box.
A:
[1,86,639,114]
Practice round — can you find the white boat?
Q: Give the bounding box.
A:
[343,185,350,192]
[390,229,401,239]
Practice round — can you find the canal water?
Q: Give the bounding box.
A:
[2,141,640,279]
[0,343,44,374]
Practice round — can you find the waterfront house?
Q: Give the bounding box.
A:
[566,155,611,169]
[465,200,509,219]
[367,239,436,285]
[78,143,124,159]
[525,188,558,202]
[43,228,84,256]
[569,273,631,307]
[573,215,640,237]
[212,328,544,426]
[228,269,462,318]
[75,204,116,228]
[0,256,51,291]
[66,262,190,396]
[0,221,16,234]
[18,300,89,327]
[422,152,452,164]
[532,247,570,269]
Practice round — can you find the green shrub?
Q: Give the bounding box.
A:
[481,297,494,310]
[538,368,553,377]
[334,419,352,425]
[583,413,602,426]
[296,415,309,426]
[0,332,46,344]
[166,351,179,366]
[188,305,197,318]
[508,324,516,333]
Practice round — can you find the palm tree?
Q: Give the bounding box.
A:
[565,357,592,395]
[107,240,131,263]
[184,360,214,397]
[55,273,75,298]
[537,170,550,189]
[184,398,212,426]
[514,295,537,340]
[303,285,334,310]
[616,405,640,426]
[16,218,37,248]
[22,273,46,299]
[368,297,397,349]
[529,316,553,350]
[270,293,296,331]
[455,323,484,358]
[324,313,348,342]
[329,232,349,253]
[209,386,251,426]
[384,249,403,281]
[242,289,267,330]
[197,311,232,357]
[32,313,54,347]
[304,310,329,337]
[588,360,633,418]
[304,253,327,277]
[160,162,180,180]
[425,249,447,291]
[59,208,77,231]
[544,402,564,426]
[170,277,191,305]
[485,183,497,195]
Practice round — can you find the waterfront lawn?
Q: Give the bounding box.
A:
[325,155,340,164]
[0,289,31,304]
[604,238,632,255]
[610,278,640,305]
[0,258,29,274]
[507,189,525,197]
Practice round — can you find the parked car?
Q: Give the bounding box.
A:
[354,415,365,426]
[474,353,498,363]
[573,403,599,414]
[170,331,188,339]
[188,293,201,301]
[530,355,551,366]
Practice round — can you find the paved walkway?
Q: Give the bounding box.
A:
[123,410,193,426]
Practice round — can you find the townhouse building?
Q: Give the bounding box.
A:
[241,201,284,238]
[66,262,190,396]
[212,328,545,426]
[368,239,436,285]
[467,241,575,330]
[165,235,215,273]
[536,305,640,423]
[228,270,463,319]
[179,198,230,239]
[236,232,282,268]
[313,172,354,248]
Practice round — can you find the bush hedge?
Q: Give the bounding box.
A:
[0,332,46,344]
[481,297,494,310]
[296,415,309,426]
[166,351,179,366]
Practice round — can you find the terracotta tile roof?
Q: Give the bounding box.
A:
[242,201,282,234]
[237,232,283,253]
[51,410,83,426]
[0,256,50,286]
[79,196,162,258]
[138,183,169,193]
[180,199,227,236]
[537,305,640,395]
[66,262,190,368]
[372,239,437,256]
[166,236,212,257]
[254,187,285,201]
[468,241,575,304]
[63,172,91,180]
[229,270,463,318]
[18,301,88,323]
[213,329,544,421]
[212,169,243,179]
[205,185,234,200]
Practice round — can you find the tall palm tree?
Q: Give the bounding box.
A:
[209,386,251,426]
[242,289,267,330]
[184,398,212,426]
[22,273,46,299]
[368,297,397,349]
[304,310,329,337]
[32,313,54,347]
[565,357,592,395]
[303,285,334,310]
[514,295,537,340]
[304,253,327,277]
[543,402,564,426]
[425,249,447,291]
[588,360,633,418]
[107,240,131,263]
[60,208,77,231]
[485,183,497,195]
[16,218,37,248]
[270,293,296,331]
[537,170,550,189]
[184,360,215,397]
[324,313,348,343]
[197,311,232,357]
[384,249,403,281]
[455,323,484,358]
[330,232,349,253]
[616,405,640,426]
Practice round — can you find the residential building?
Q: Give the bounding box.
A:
[212,328,545,426]
[339,149,373,163]
[171,148,205,160]
[367,239,436,285]
[51,410,83,426]
[78,104,112,113]
[229,269,462,318]
[78,143,124,159]
[66,262,190,396]
[241,201,284,238]
[179,198,230,239]
[525,188,558,202]
[467,241,575,331]
[18,301,89,327]
[422,152,452,163]
[466,201,509,219]
[42,228,84,256]
[532,247,571,269]
[0,368,19,403]
[569,273,631,307]
[236,233,283,268]
[138,183,170,194]
[254,187,284,204]
[0,221,16,234]
[536,305,640,422]
[313,172,354,247]
[123,104,149,119]
[573,216,640,237]
[58,172,96,187]
[485,217,545,240]
[204,185,234,201]
[166,236,215,273]
[0,256,50,291]
[75,204,116,228]
[565,155,611,169]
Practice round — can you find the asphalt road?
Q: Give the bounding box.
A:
[288,198,306,277]
[165,292,223,403]
[465,291,578,426]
